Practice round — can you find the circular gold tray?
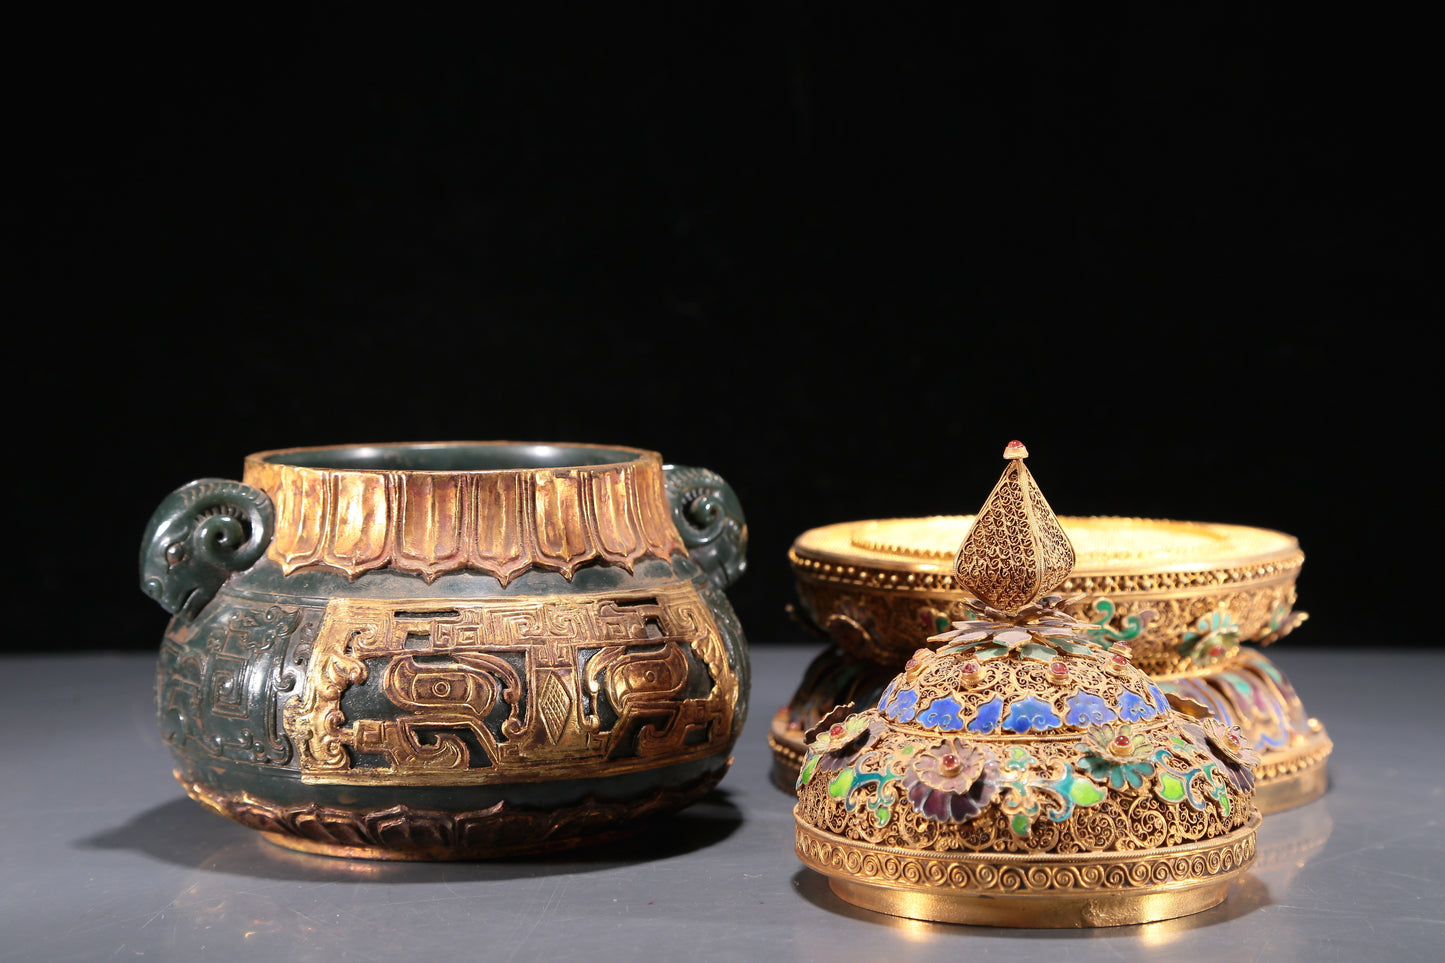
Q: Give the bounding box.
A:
[791,516,1305,675]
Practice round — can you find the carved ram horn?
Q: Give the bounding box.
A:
[139,478,275,618]
[662,464,748,591]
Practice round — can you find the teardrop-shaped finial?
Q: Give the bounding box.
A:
[954,441,1075,614]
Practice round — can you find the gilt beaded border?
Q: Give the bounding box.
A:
[789,550,1304,598]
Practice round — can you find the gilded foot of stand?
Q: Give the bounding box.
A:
[796,815,1259,928]
[1250,724,1332,813]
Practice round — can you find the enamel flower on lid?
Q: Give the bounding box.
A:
[792,443,1261,927]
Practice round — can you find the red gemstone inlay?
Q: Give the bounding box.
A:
[940,753,961,774]
[1113,735,1131,748]
[1111,653,1128,664]
[1050,662,1068,674]
[1007,440,1023,448]
[830,724,845,738]
[962,661,980,674]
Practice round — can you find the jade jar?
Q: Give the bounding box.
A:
[139,442,749,859]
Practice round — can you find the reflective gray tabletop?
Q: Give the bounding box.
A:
[2,646,1441,962]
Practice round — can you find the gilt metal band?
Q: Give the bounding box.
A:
[795,816,1258,896]
[244,452,685,583]
[284,582,737,786]
[796,817,1258,927]
[180,768,728,861]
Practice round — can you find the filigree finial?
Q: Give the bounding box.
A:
[954,441,1075,614]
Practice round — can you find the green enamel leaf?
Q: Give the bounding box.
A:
[828,768,855,799]
[875,806,890,825]
[799,754,819,786]
[1117,616,1146,640]
[1156,770,1187,803]
[1069,778,1107,807]
[1123,763,1153,788]
[1018,641,1056,662]
[1053,637,1095,656]
[1011,813,1031,837]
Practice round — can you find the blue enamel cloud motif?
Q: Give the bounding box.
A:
[1002,696,1063,733]
[1064,691,1117,726]
[881,687,1168,734]
[914,696,966,730]
[967,696,1005,733]
[1117,691,1158,722]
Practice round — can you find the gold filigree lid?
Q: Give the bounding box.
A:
[792,443,1261,927]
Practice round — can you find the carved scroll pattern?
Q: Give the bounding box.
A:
[286,583,737,785]
[159,600,317,766]
[244,457,685,583]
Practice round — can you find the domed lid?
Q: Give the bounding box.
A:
[792,442,1261,927]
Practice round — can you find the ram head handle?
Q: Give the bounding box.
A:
[139,478,275,619]
[662,464,747,592]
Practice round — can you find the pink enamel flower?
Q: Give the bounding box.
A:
[902,738,1000,822]
[805,704,886,774]
[1183,718,1261,792]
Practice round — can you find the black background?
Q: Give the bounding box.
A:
[15,7,1432,656]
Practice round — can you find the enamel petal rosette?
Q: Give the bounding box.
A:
[792,443,1260,927]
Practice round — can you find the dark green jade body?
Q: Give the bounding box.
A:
[139,443,749,859]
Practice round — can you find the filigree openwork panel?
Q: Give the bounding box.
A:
[284,583,736,785]
[795,722,1252,856]
[955,461,1075,613]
